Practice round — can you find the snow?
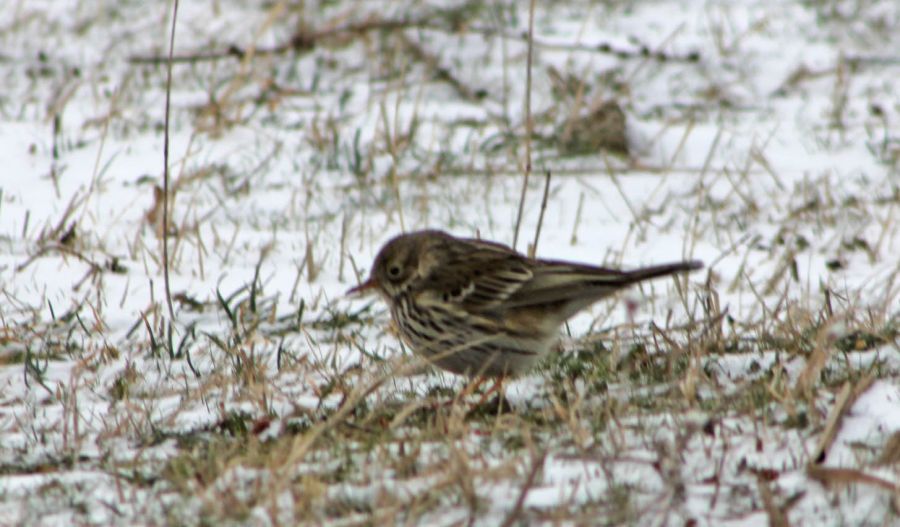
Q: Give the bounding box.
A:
[1,0,899,525]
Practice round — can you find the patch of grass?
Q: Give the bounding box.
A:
[540,340,614,392]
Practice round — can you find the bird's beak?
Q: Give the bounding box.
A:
[346,277,378,297]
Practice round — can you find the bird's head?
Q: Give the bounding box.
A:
[346,231,446,299]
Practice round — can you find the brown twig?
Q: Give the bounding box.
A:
[499,450,546,527]
[512,0,536,250]
[128,16,408,65]
[756,474,791,527]
[811,374,875,463]
[129,17,704,66]
[529,171,551,257]
[162,0,179,320]
[398,32,484,103]
[806,465,899,493]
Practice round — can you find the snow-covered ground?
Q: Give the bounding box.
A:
[1,0,898,525]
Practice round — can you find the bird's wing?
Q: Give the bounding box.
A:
[416,238,631,313]
[500,261,631,309]
[414,238,535,311]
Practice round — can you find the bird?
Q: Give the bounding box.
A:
[348,230,702,379]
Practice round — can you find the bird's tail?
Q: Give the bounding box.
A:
[624,260,703,283]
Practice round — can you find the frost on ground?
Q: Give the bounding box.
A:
[1,0,899,525]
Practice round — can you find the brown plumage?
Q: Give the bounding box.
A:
[349,230,702,377]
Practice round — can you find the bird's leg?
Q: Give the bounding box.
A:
[474,376,505,407]
[457,375,489,402]
[429,375,487,413]
[447,376,511,415]
[464,377,513,418]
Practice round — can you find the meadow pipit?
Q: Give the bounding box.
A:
[349,230,702,378]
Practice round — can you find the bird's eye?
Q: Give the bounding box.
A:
[387,265,401,278]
